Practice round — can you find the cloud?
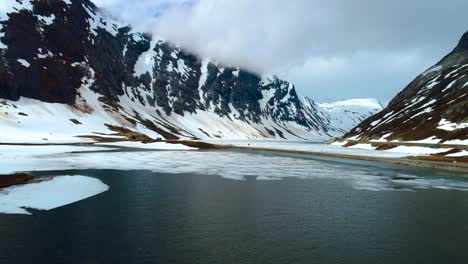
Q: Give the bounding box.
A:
[93,0,468,101]
[92,0,191,31]
[284,49,431,102]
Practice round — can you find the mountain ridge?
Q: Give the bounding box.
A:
[0,0,380,143]
[342,30,468,145]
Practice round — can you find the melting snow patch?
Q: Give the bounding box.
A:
[426,79,439,89]
[422,65,442,76]
[133,38,160,77]
[407,137,440,144]
[0,176,109,215]
[83,3,120,37]
[370,120,381,127]
[438,119,468,131]
[259,88,276,109]
[447,151,468,157]
[36,14,56,25]
[331,141,348,146]
[369,133,393,143]
[176,59,189,77]
[384,146,451,155]
[17,59,30,67]
[348,144,375,150]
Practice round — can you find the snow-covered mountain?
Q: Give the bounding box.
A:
[0,0,377,143]
[343,31,468,145]
[318,99,383,134]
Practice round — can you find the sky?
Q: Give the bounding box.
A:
[93,0,468,103]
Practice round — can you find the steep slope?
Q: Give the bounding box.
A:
[0,0,341,143]
[0,0,367,143]
[343,31,468,145]
[318,99,383,134]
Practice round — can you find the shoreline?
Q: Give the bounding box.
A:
[0,173,34,188]
[342,140,468,151]
[1,140,467,174]
[228,145,468,174]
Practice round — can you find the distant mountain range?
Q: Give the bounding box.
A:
[318,99,383,134]
[343,31,468,145]
[0,0,381,143]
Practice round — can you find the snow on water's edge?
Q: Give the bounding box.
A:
[0,176,109,215]
[96,142,195,150]
[1,144,467,193]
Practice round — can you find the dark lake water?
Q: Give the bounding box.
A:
[1,151,468,263]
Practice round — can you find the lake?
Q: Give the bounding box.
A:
[1,148,468,263]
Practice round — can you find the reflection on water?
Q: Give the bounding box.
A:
[1,170,468,264]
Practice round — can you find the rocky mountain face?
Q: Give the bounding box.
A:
[343,31,468,145]
[0,0,376,142]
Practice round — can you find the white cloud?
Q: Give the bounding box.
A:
[93,0,191,31]
[93,0,468,101]
[282,49,432,102]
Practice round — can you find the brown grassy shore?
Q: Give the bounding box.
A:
[0,173,34,188]
[229,145,468,174]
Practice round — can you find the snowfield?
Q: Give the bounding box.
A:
[318,98,383,133]
[0,97,125,144]
[0,95,382,144]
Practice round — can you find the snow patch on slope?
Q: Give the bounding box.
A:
[133,37,161,77]
[83,2,120,38]
[438,119,468,131]
[17,59,30,67]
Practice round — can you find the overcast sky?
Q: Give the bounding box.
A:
[94,0,468,103]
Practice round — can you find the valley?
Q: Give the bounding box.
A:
[0,1,467,263]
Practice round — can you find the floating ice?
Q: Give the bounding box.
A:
[1,144,468,192]
[96,141,195,150]
[0,176,109,215]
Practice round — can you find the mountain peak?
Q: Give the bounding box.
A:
[0,1,350,142]
[343,30,468,144]
[454,31,468,53]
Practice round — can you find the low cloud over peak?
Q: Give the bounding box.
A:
[93,0,468,101]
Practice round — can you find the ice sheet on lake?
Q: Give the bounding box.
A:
[205,140,412,158]
[96,142,195,150]
[1,145,468,192]
[0,176,109,215]
[0,145,111,174]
